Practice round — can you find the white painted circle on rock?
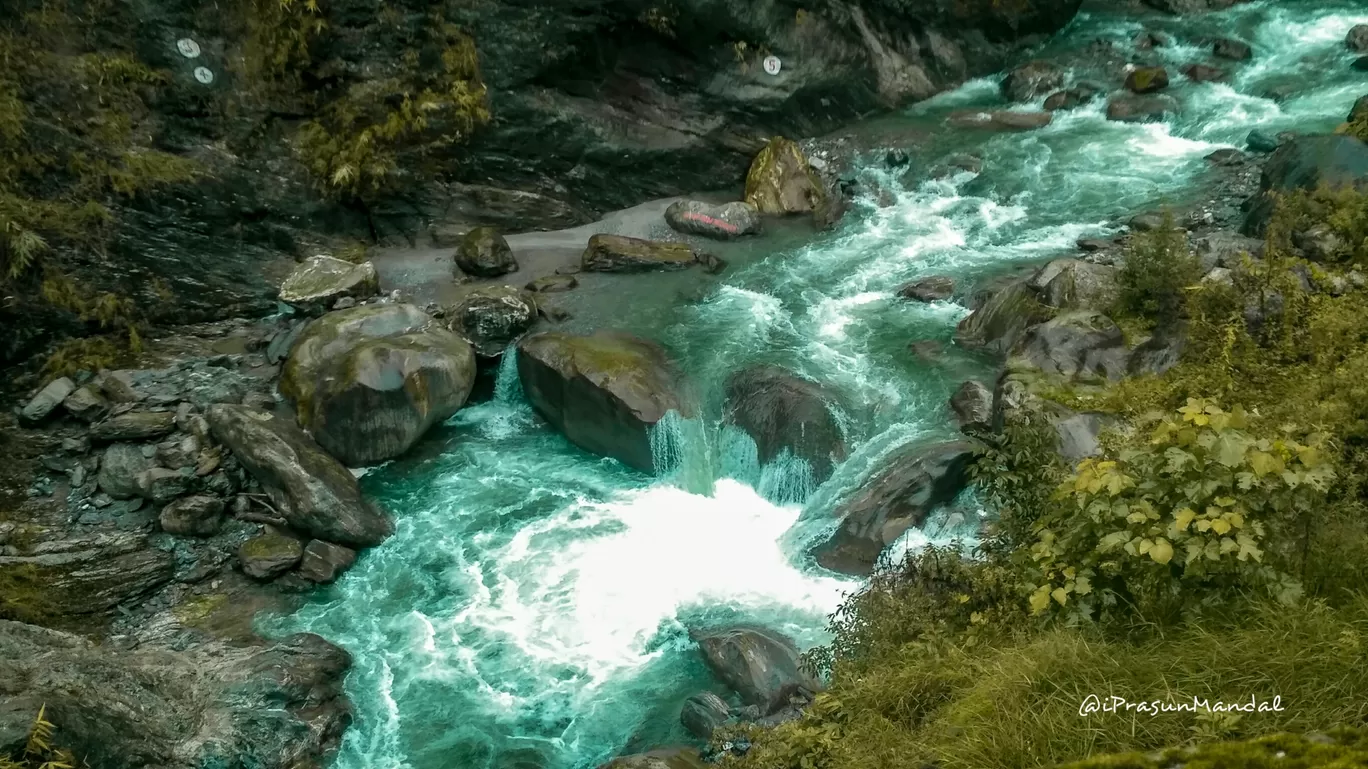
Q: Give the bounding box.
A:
[763,55,782,76]
[193,66,214,84]
[176,38,201,58]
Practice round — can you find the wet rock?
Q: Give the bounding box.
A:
[266,321,307,365]
[1206,148,1245,166]
[20,377,75,424]
[1012,311,1128,381]
[239,531,304,580]
[97,444,154,500]
[664,200,762,240]
[1134,29,1167,49]
[1213,37,1252,61]
[61,385,109,423]
[1106,93,1179,123]
[1129,212,1167,232]
[813,441,975,574]
[744,137,827,216]
[278,255,380,315]
[581,234,696,273]
[90,411,177,443]
[1035,259,1119,311]
[1000,60,1064,102]
[207,404,391,547]
[724,366,846,484]
[516,331,690,473]
[135,468,192,504]
[1043,85,1100,111]
[926,153,983,179]
[0,530,174,619]
[1182,63,1226,82]
[1350,95,1368,124]
[159,495,225,537]
[680,692,731,739]
[954,279,1051,354]
[1124,66,1170,94]
[598,749,707,769]
[947,109,1052,131]
[455,226,518,278]
[909,340,943,362]
[526,275,578,293]
[898,275,955,302]
[695,627,820,707]
[446,285,539,357]
[1353,56,1368,73]
[1349,25,1368,53]
[1246,129,1281,154]
[281,304,477,465]
[1077,237,1113,252]
[1243,135,1368,236]
[297,540,357,584]
[950,380,993,432]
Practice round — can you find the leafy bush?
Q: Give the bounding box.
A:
[1115,213,1201,321]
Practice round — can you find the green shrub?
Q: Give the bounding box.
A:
[1115,213,1201,321]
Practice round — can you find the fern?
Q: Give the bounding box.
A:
[23,706,54,759]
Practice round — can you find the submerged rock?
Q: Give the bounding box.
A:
[278,255,380,315]
[1106,93,1180,122]
[1044,85,1101,111]
[581,234,697,273]
[694,627,820,707]
[445,285,539,357]
[455,226,518,278]
[1213,37,1252,61]
[206,404,391,547]
[813,440,976,575]
[517,331,691,473]
[744,138,828,215]
[1182,63,1226,82]
[1000,60,1064,102]
[664,200,762,240]
[1124,66,1170,93]
[724,366,846,483]
[947,109,1052,131]
[898,275,955,302]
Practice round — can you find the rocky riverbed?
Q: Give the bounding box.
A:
[4,1,1368,768]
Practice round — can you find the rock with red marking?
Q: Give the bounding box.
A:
[664,200,762,240]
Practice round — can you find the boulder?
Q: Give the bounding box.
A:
[680,692,731,739]
[1349,25,1368,53]
[694,627,820,707]
[1035,259,1119,310]
[1294,223,1345,262]
[954,279,1051,353]
[446,285,539,357]
[1106,93,1179,123]
[743,137,827,215]
[297,540,358,584]
[1128,323,1187,376]
[898,275,955,302]
[1213,37,1252,61]
[1243,135,1368,236]
[89,411,177,443]
[159,495,225,537]
[1182,63,1226,82]
[1043,85,1100,111]
[97,444,153,500]
[277,255,380,314]
[581,234,697,273]
[1206,148,1245,166]
[62,385,109,423]
[724,366,846,483]
[1124,66,1170,94]
[1350,95,1368,124]
[1012,311,1128,381]
[813,441,975,575]
[135,468,192,504]
[206,404,391,547]
[947,109,1052,131]
[1000,60,1065,102]
[1353,56,1368,73]
[1195,231,1264,271]
[239,532,304,580]
[1247,129,1281,154]
[517,331,690,473]
[526,275,578,293]
[664,200,762,240]
[455,226,518,278]
[1054,411,1111,461]
[950,380,993,432]
[926,153,984,179]
[598,750,708,769]
[910,340,943,362]
[280,304,477,465]
[19,377,75,424]
[0,530,174,620]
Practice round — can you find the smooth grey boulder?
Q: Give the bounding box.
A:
[278,255,380,314]
[1000,60,1064,102]
[664,200,762,240]
[724,366,846,484]
[445,285,539,357]
[680,692,731,739]
[694,627,820,707]
[206,404,391,547]
[455,226,518,277]
[1244,135,1368,235]
[954,279,1051,353]
[20,377,75,424]
[98,443,153,500]
[1035,259,1119,311]
[517,331,691,473]
[1012,311,1128,381]
[813,441,976,575]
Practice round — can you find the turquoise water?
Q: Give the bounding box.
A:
[264,3,1368,768]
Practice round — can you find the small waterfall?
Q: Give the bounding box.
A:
[717,426,816,506]
[649,411,717,495]
[492,348,523,403]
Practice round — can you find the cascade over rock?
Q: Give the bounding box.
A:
[516,331,691,473]
[724,366,847,484]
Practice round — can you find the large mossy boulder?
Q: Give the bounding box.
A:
[694,626,820,707]
[445,285,539,357]
[1124,66,1170,94]
[581,234,697,272]
[206,404,391,547]
[278,255,380,314]
[954,279,1053,353]
[744,137,827,216]
[455,226,518,278]
[1011,311,1128,382]
[280,303,478,465]
[516,331,690,473]
[724,366,846,483]
[1243,135,1368,235]
[813,440,976,575]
